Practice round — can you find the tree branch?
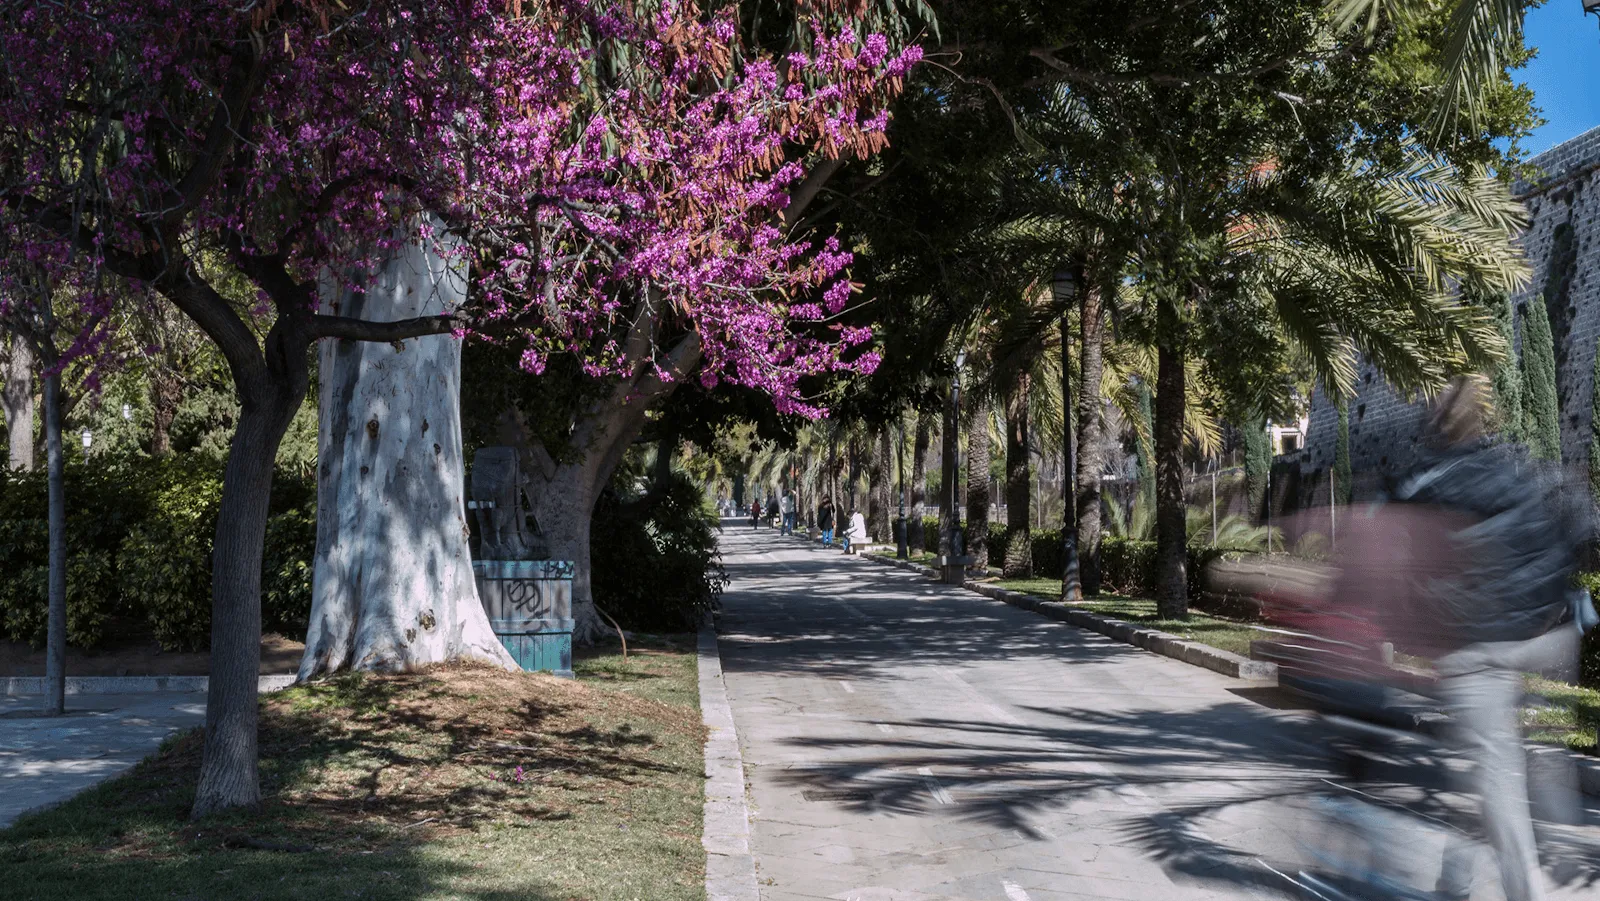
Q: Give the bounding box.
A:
[783,158,845,229]
[307,312,459,342]
[161,32,268,225]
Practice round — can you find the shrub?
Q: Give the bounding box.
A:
[119,460,225,651]
[0,461,152,648]
[0,454,317,652]
[590,472,727,632]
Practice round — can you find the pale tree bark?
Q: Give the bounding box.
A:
[1076,278,1107,596]
[300,227,513,678]
[1003,372,1032,579]
[2,334,34,471]
[1155,331,1189,619]
[965,401,990,570]
[908,413,929,551]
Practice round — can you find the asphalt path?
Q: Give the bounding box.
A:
[714,523,1600,901]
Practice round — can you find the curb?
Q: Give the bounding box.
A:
[2,675,297,696]
[697,625,758,901]
[860,552,1278,682]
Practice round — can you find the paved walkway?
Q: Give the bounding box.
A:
[0,692,205,827]
[715,526,1600,901]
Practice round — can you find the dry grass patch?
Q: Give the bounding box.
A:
[1,638,705,901]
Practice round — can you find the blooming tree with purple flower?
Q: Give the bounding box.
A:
[0,0,918,815]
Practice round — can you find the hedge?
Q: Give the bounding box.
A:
[0,456,316,652]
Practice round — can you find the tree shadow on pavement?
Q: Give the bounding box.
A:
[769,698,1600,898]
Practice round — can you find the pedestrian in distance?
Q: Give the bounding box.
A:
[750,494,761,529]
[843,506,868,554]
[817,497,835,547]
[780,489,797,535]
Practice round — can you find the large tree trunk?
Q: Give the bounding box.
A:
[965,401,990,571]
[1003,372,1032,579]
[523,461,601,641]
[191,377,302,818]
[300,229,512,679]
[1155,336,1188,619]
[1076,279,1107,595]
[148,367,182,457]
[909,413,929,552]
[869,429,891,542]
[3,335,34,471]
[42,366,65,715]
[939,387,959,557]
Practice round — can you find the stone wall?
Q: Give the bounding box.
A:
[1292,125,1600,501]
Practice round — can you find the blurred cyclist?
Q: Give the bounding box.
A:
[1390,375,1591,901]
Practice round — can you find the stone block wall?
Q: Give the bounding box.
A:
[1294,125,1600,499]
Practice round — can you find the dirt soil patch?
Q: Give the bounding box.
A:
[0,637,705,900]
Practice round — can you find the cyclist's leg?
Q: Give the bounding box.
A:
[1438,657,1545,901]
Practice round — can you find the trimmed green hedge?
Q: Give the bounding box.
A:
[0,457,315,652]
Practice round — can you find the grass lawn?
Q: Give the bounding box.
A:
[1525,676,1600,755]
[996,577,1264,658]
[0,636,705,901]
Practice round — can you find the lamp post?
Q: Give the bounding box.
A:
[1587,0,1600,21]
[1054,268,1083,602]
[946,350,967,582]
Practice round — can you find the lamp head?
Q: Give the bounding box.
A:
[1053,268,1078,301]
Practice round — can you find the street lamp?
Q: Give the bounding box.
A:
[1053,267,1083,602]
[1586,0,1600,19]
[944,350,967,582]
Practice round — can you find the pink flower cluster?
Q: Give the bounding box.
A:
[0,1,921,415]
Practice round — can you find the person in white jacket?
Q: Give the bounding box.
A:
[843,508,868,553]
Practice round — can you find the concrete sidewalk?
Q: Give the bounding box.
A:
[716,527,1600,901]
[0,693,205,828]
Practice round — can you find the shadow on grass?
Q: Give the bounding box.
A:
[0,660,705,901]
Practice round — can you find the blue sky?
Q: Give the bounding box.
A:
[1519,2,1600,155]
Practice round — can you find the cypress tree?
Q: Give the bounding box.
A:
[1334,403,1352,505]
[1244,415,1270,516]
[1590,337,1600,503]
[1489,291,1524,443]
[1522,298,1561,461]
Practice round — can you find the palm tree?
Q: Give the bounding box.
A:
[1327,0,1547,130]
[1138,147,1527,617]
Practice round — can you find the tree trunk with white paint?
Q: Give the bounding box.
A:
[3,335,34,471]
[299,226,514,678]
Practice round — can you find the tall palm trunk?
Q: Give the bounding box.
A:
[1003,372,1032,578]
[1154,327,1189,619]
[965,401,990,570]
[939,387,959,557]
[909,413,929,551]
[1076,279,1107,595]
[872,428,892,542]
